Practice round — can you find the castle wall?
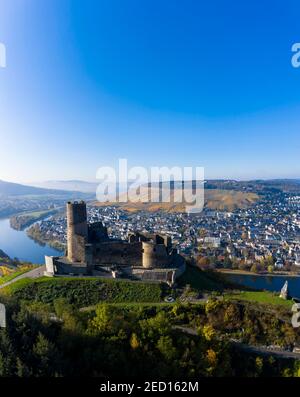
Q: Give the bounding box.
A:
[45,255,56,275]
[88,222,109,243]
[92,241,143,266]
[127,259,186,286]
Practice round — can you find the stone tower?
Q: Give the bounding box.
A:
[142,241,169,268]
[67,201,88,263]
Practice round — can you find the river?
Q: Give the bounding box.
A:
[224,273,300,299]
[0,218,63,264]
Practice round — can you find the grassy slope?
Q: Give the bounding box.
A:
[179,266,294,308]
[178,265,237,291]
[0,276,166,307]
[225,291,294,308]
[1,264,291,309]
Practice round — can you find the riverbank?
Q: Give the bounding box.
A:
[220,271,300,299]
[217,268,300,278]
[0,248,9,259]
[26,224,65,251]
[0,218,63,264]
[10,208,59,231]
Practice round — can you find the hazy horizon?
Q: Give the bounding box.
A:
[3,176,300,188]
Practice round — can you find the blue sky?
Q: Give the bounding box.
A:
[0,0,300,183]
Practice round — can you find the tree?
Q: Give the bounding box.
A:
[88,304,116,334]
[33,332,57,376]
[156,336,177,361]
[0,352,7,376]
[223,257,232,269]
[206,348,218,373]
[130,333,140,350]
[53,298,82,332]
[16,357,30,377]
[250,264,258,273]
[224,303,241,327]
[139,311,171,340]
[0,331,15,376]
[202,324,215,341]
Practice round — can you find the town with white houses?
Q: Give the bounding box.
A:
[30,190,300,274]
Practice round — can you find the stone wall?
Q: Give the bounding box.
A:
[92,241,143,266]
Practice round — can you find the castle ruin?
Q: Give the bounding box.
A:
[45,201,186,285]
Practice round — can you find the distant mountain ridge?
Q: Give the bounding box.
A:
[146,179,300,193]
[31,180,99,193]
[95,185,259,213]
[32,180,129,194]
[0,180,87,197]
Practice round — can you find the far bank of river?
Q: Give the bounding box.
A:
[221,271,300,299]
[9,209,58,231]
[218,269,300,278]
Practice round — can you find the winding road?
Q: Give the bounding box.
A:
[0,265,46,290]
[175,325,300,360]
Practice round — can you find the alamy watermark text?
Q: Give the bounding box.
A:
[96,159,204,214]
[291,43,300,68]
[0,42,6,68]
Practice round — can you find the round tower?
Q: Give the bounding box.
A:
[142,241,169,268]
[67,201,88,263]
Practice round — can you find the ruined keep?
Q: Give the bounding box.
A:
[45,201,186,285]
[67,201,88,263]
